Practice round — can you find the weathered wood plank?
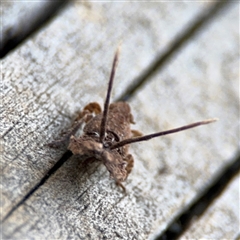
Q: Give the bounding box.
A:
[180,174,240,239]
[1,0,68,58]
[1,2,238,239]
[1,0,212,218]
[136,4,239,239]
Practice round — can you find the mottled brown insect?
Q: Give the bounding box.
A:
[49,47,217,191]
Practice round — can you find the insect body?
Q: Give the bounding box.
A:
[49,47,217,191]
[68,102,136,190]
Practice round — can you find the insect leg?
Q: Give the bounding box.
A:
[131,129,143,137]
[116,181,126,193]
[125,154,134,176]
[82,102,102,115]
[47,112,92,149]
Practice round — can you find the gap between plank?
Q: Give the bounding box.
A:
[116,0,234,102]
[155,152,240,240]
[0,0,70,59]
[2,0,237,233]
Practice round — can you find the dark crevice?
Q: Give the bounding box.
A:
[2,150,73,222]
[1,0,70,59]
[116,0,234,102]
[155,152,240,240]
[235,232,240,240]
[1,122,19,138]
[2,0,237,236]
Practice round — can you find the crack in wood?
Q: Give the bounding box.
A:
[1,121,19,139]
[155,152,240,240]
[1,1,237,239]
[2,150,73,222]
[0,0,70,58]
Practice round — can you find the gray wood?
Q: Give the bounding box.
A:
[1,2,239,239]
[1,1,68,58]
[180,174,240,239]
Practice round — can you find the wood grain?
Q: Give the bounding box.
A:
[180,174,240,239]
[1,1,239,239]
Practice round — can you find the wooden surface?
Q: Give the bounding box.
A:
[180,174,240,240]
[1,1,239,239]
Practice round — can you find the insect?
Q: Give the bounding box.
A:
[49,47,217,191]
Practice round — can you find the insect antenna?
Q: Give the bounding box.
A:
[100,46,120,143]
[110,118,218,149]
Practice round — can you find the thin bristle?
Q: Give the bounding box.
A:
[99,46,120,143]
[201,118,219,124]
[116,44,121,57]
[110,118,218,150]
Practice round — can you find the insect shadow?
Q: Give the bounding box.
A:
[49,47,217,192]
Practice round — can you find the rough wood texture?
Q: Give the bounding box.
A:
[1,2,239,239]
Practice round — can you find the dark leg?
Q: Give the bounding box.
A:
[47,102,102,149]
